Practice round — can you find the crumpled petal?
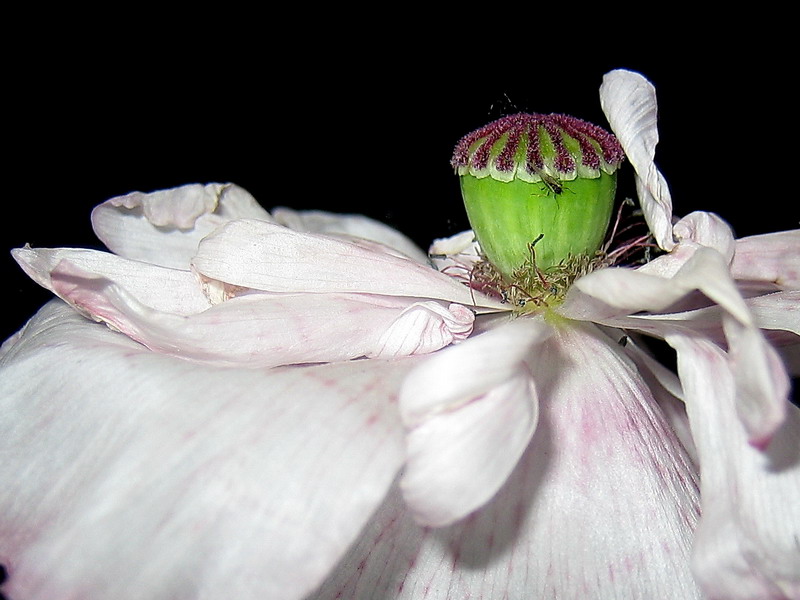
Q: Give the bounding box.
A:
[44,259,474,367]
[600,69,676,251]
[731,229,800,292]
[192,218,505,310]
[271,206,430,264]
[91,183,272,269]
[376,302,474,357]
[309,324,703,599]
[0,301,417,600]
[669,334,800,600]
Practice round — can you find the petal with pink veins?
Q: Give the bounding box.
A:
[0,300,417,600]
[91,183,272,269]
[668,334,800,600]
[745,290,800,336]
[309,324,703,599]
[600,69,676,251]
[45,260,474,367]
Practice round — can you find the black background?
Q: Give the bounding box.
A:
[3,33,796,343]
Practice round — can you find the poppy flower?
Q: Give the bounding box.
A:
[1,69,797,600]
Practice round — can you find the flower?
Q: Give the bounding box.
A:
[1,69,798,600]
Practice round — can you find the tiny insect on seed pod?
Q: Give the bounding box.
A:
[451,113,625,281]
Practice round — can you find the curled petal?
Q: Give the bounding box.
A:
[638,212,736,281]
[91,183,272,269]
[669,335,800,600]
[0,301,415,600]
[398,318,548,526]
[428,230,478,258]
[399,317,550,426]
[46,261,474,367]
[673,211,737,262]
[376,302,474,358]
[600,69,676,251]
[271,206,429,263]
[192,219,505,310]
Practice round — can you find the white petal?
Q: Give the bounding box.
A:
[731,229,800,291]
[91,183,271,269]
[669,335,800,600]
[401,370,537,527]
[0,300,414,600]
[46,260,474,367]
[582,292,799,348]
[746,290,800,336]
[635,241,699,280]
[600,69,676,251]
[271,206,429,263]
[310,325,703,599]
[564,246,751,323]
[192,218,505,310]
[12,245,211,315]
[399,317,550,426]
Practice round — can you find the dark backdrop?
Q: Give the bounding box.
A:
[3,47,794,343]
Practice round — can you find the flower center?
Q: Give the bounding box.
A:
[469,236,609,311]
[467,198,656,312]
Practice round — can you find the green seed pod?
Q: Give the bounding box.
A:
[452,113,624,280]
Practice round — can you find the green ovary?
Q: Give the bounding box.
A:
[460,171,617,279]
